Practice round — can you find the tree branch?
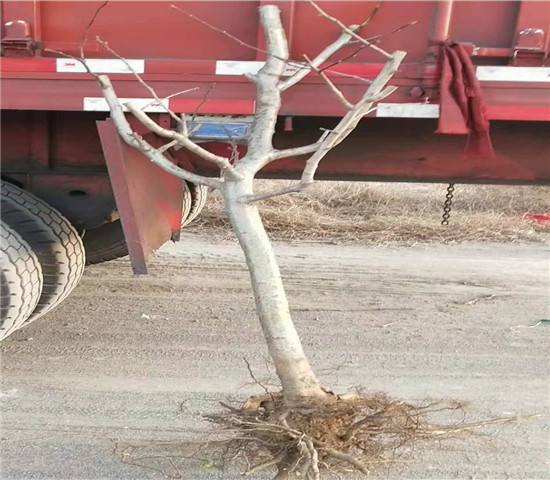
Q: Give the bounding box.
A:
[357,0,382,30]
[43,48,99,79]
[237,6,289,173]
[266,129,331,163]
[307,0,392,59]
[98,75,220,189]
[279,30,354,92]
[267,143,321,163]
[172,2,376,88]
[80,0,109,61]
[302,54,353,109]
[299,61,402,184]
[246,51,405,202]
[124,102,243,180]
[96,36,184,126]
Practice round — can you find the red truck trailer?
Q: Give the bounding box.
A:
[1,1,549,340]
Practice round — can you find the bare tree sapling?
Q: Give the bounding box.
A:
[61,2,534,477]
[87,3,430,477]
[99,3,403,406]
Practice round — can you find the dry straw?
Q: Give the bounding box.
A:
[191,181,550,244]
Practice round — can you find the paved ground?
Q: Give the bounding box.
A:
[1,235,549,479]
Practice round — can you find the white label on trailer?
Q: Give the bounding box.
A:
[83,97,168,112]
[215,60,298,76]
[376,103,440,118]
[476,66,550,82]
[57,58,145,74]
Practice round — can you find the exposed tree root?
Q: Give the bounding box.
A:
[204,392,536,480]
[111,391,538,479]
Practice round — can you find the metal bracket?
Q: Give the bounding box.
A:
[512,28,547,66]
[1,20,37,56]
[96,119,185,275]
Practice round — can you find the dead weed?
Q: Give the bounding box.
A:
[190,182,550,244]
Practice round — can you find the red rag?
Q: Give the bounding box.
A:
[522,213,550,225]
[436,42,496,159]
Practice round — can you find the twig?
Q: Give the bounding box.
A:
[279,30,354,92]
[244,184,305,203]
[266,129,331,163]
[243,357,274,400]
[95,36,183,125]
[156,140,178,154]
[43,49,99,79]
[171,5,260,53]
[172,3,377,88]
[322,69,374,84]
[219,401,241,414]
[318,44,368,74]
[367,21,418,45]
[307,0,392,59]
[141,87,200,112]
[243,452,286,476]
[190,83,216,124]
[357,0,382,30]
[79,0,109,61]
[318,20,416,75]
[302,54,353,109]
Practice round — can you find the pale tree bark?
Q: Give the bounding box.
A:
[223,6,328,405]
[96,3,406,407]
[224,178,325,403]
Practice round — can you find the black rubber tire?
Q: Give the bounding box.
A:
[82,220,128,266]
[0,222,43,340]
[1,181,85,327]
[84,181,204,265]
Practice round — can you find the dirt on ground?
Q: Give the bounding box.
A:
[1,234,548,479]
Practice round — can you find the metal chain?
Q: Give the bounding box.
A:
[441,183,455,226]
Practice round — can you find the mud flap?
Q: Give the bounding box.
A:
[96,118,184,274]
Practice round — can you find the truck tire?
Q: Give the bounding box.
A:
[82,220,128,266]
[1,181,85,327]
[84,181,204,265]
[1,222,43,340]
[181,183,208,227]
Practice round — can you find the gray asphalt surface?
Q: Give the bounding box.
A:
[1,235,549,479]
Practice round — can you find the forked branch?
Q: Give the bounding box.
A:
[98,75,221,189]
[307,0,392,59]
[279,30,355,92]
[246,51,405,202]
[124,103,242,180]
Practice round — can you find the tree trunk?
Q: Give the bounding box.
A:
[223,178,327,406]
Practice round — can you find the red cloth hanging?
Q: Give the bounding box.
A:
[436,42,496,159]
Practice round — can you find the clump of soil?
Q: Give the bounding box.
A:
[206,392,474,479]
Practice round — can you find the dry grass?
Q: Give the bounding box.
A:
[190,181,550,244]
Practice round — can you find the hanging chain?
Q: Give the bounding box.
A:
[441,183,455,226]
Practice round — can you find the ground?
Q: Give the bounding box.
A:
[1,234,549,479]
